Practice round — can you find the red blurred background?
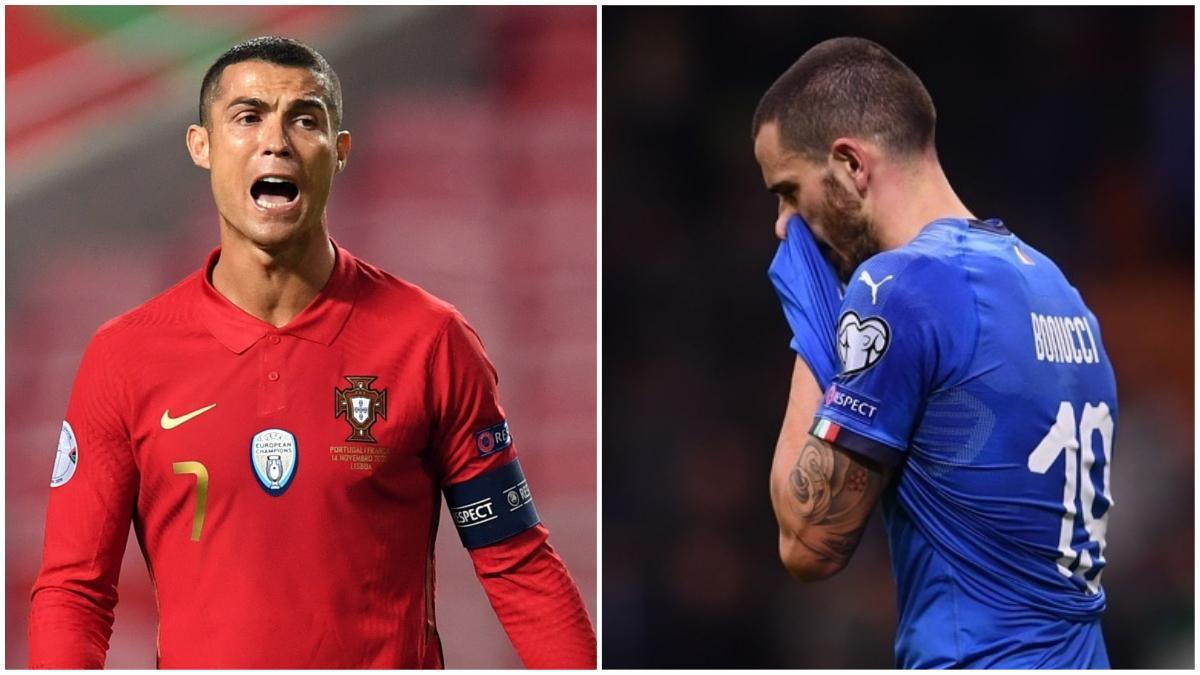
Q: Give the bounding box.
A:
[6,6,595,668]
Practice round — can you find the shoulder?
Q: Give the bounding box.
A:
[91,270,205,350]
[845,231,971,317]
[833,220,1067,389]
[838,225,979,376]
[350,255,464,335]
[350,257,498,379]
[67,270,205,403]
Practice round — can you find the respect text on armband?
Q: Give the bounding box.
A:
[823,384,881,425]
[444,459,540,548]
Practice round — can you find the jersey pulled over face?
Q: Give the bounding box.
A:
[30,243,536,668]
[810,218,1117,668]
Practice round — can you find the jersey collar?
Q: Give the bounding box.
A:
[198,239,359,354]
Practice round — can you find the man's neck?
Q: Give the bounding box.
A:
[875,158,976,252]
[211,225,337,328]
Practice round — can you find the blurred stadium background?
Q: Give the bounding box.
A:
[6,6,595,668]
[603,6,1192,669]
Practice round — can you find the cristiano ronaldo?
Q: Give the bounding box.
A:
[28,36,595,668]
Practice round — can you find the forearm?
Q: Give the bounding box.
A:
[470,525,596,668]
[29,447,132,668]
[769,356,826,557]
[29,486,131,668]
[773,434,884,579]
[770,356,888,580]
[29,584,115,668]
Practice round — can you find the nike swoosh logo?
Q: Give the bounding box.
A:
[161,404,217,430]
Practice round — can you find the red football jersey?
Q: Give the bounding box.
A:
[29,242,594,668]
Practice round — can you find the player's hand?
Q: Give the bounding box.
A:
[767,214,843,391]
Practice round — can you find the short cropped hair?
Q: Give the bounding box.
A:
[752,37,936,160]
[199,35,343,130]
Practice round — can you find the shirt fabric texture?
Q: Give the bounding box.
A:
[774,218,1116,668]
[29,242,595,668]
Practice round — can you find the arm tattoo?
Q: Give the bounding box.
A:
[787,437,883,566]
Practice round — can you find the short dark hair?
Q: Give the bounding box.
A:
[198,35,343,130]
[752,37,936,160]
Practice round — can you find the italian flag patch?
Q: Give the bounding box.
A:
[813,418,841,442]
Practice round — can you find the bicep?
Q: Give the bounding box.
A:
[770,356,891,578]
[429,313,510,482]
[35,338,139,592]
[30,336,138,666]
[430,314,543,549]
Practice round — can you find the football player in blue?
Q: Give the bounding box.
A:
[755,37,1117,668]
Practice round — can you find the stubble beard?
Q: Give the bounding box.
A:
[820,171,881,283]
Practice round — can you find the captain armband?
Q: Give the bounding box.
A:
[445,459,541,549]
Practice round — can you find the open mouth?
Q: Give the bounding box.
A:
[250,177,300,210]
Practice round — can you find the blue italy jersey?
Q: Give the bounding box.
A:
[768,215,844,391]
[810,218,1117,668]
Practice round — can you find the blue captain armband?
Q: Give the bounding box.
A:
[445,459,541,549]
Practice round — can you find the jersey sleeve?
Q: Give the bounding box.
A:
[469,527,597,668]
[767,214,844,391]
[811,254,976,467]
[429,313,596,667]
[428,312,540,548]
[29,330,139,668]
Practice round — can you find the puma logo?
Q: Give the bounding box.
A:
[858,270,894,305]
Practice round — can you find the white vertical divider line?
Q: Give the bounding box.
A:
[593,2,604,668]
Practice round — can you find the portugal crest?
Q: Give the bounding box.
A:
[334,376,387,443]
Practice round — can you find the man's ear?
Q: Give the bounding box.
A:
[829,137,872,195]
[334,130,352,174]
[186,124,211,170]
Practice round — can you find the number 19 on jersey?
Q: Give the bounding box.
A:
[1027,401,1114,594]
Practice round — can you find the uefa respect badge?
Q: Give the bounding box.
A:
[474,420,513,456]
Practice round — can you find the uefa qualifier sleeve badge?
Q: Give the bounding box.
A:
[50,420,79,487]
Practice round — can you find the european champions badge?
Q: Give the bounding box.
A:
[250,428,298,495]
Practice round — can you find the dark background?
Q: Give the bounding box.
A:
[602,6,1193,668]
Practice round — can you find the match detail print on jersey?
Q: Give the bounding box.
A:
[50,420,79,487]
[160,403,218,430]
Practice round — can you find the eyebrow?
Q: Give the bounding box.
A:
[227,96,269,112]
[226,96,328,115]
[288,97,327,114]
[767,180,798,196]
